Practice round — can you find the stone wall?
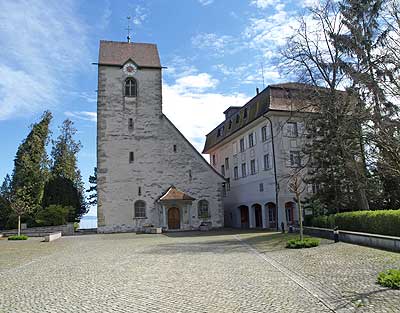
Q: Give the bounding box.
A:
[304,226,400,252]
[2,223,74,237]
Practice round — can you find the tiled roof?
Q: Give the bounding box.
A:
[202,82,320,153]
[98,40,161,68]
[159,186,195,201]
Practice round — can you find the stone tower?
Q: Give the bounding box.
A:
[96,40,225,233]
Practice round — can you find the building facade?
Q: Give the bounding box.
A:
[96,40,225,233]
[203,84,314,229]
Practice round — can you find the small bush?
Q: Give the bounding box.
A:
[35,205,73,226]
[286,237,320,249]
[8,235,28,240]
[377,269,400,289]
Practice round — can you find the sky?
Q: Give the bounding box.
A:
[0,0,317,215]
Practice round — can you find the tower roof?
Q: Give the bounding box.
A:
[98,40,161,68]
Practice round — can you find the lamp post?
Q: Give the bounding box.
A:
[262,113,279,231]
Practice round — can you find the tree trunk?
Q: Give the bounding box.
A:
[18,215,21,237]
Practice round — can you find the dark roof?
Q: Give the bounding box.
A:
[203,82,321,153]
[159,186,195,201]
[98,40,161,68]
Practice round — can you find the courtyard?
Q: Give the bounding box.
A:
[0,230,399,313]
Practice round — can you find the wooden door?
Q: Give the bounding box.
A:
[168,207,180,230]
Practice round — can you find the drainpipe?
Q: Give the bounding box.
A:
[262,113,279,231]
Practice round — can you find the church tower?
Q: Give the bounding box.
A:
[96,40,225,233]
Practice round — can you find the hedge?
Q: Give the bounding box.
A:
[308,210,400,237]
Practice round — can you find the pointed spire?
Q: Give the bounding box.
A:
[126,16,132,43]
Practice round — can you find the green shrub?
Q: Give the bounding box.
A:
[8,235,28,240]
[310,210,400,237]
[286,237,320,249]
[73,222,79,231]
[35,205,73,226]
[377,269,400,289]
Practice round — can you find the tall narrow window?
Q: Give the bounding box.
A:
[259,183,264,192]
[128,118,134,129]
[290,151,301,167]
[241,163,247,177]
[250,159,256,175]
[198,200,209,218]
[243,108,248,119]
[234,166,239,180]
[228,120,232,129]
[248,133,254,147]
[236,114,240,123]
[173,144,177,152]
[188,169,192,181]
[225,157,229,170]
[129,152,134,163]
[221,165,225,177]
[134,200,146,218]
[138,186,142,196]
[263,154,270,170]
[125,78,137,97]
[261,126,268,142]
[212,154,216,165]
[286,122,298,137]
[240,138,245,152]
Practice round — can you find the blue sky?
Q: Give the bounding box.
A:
[0,0,315,215]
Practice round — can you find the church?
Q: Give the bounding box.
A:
[96,40,225,233]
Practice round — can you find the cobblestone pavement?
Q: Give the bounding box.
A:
[241,232,400,313]
[0,231,398,313]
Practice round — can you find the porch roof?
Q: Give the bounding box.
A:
[158,186,195,201]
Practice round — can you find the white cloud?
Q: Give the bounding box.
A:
[191,33,244,56]
[131,5,147,26]
[198,0,214,6]
[0,0,89,120]
[250,0,276,9]
[65,111,97,122]
[163,80,249,153]
[174,73,219,92]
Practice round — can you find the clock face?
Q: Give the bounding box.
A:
[123,63,137,75]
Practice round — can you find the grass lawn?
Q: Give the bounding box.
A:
[239,231,330,253]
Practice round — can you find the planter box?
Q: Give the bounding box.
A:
[199,225,209,231]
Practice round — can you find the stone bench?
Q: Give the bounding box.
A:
[44,232,62,242]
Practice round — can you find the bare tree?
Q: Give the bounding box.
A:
[10,186,33,236]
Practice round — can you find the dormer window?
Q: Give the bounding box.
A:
[125,78,137,97]
[243,108,248,119]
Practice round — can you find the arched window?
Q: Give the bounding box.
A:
[198,200,209,219]
[134,200,146,218]
[125,78,137,97]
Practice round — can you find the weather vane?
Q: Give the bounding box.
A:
[126,16,132,43]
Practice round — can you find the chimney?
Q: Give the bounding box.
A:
[256,87,259,95]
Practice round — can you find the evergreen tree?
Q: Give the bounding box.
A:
[0,174,12,230]
[51,119,82,184]
[86,167,97,206]
[43,119,87,221]
[334,0,400,209]
[11,111,52,213]
[0,174,12,202]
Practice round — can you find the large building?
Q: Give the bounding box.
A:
[203,83,313,229]
[96,40,225,233]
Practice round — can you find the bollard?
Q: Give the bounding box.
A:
[333,226,339,243]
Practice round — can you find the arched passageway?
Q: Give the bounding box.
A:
[265,202,276,229]
[238,205,249,229]
[252,203,262,228]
